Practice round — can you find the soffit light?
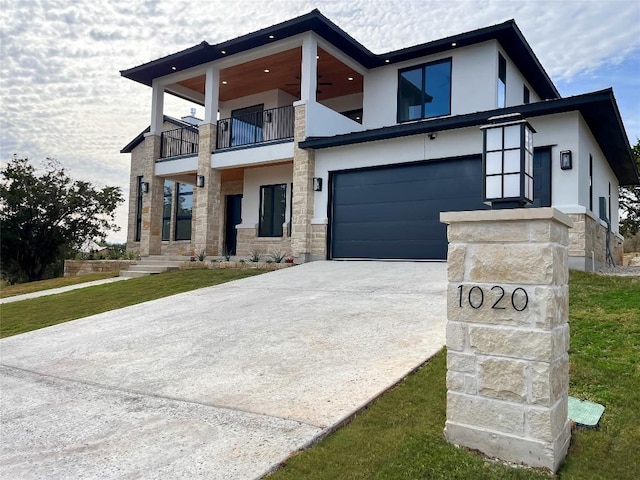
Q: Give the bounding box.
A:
[451,42,457,47]
[268,35,275,39]
[222,80,228,85]
[171,66,177,70]
[385,59,390,63]
[347,77,354,81]
[264,69,270,73]
[221,50,226,54]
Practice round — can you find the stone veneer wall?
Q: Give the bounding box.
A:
[235,228,292,258]
[64,260,137,277]
[568,212,623,270]
[290,104,316,262]
[310,224,327,259]
[441,208,572,472]
[193,123,222,256]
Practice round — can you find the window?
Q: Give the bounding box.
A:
[589,155,593,211]
[398,58,451,122]
[175,182,193,240]
[135,176,143,241]
[498,54,506,108]
[231,104,264,147]
[162,180,174,241]
[259,184,287,237]
[523,85,530,104]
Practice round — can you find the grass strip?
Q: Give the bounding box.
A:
[0,272,119,298]
[0,268,264,338]
[269,271,640,479]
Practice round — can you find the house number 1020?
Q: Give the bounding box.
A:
[457,285,529,311]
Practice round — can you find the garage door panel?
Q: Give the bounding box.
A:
[330,157,485,260]
[330,150,550,260]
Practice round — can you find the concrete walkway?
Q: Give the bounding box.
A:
[0,277,130,304]
[0,261,447,479]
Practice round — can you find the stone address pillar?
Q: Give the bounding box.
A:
[440,207,573,472]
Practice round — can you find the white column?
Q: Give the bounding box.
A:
[150,82,164,135]
[300,34,317,103]
[204,65,220,125]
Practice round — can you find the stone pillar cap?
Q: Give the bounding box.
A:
[440,207,573,228]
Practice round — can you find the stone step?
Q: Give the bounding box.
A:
[119,270,151,278]
[129,265,180,273]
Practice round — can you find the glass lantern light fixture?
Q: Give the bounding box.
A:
[480,113,536,208]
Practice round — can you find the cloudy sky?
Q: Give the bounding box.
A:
[1,0,639,243]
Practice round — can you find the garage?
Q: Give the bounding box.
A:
[329,149,550,260]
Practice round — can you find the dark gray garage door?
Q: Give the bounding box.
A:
[329,150,550,260]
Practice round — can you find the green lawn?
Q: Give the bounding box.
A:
[0,271,118,298]
[0,268,264,338]
[268,271,640,480]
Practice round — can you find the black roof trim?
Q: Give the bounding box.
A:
[300,89,638,185]
[120,11,558,100]
[120,116,195,153]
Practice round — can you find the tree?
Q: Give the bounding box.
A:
[0,157,123,283]
[619,139,640,236]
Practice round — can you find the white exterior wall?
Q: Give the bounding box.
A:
[362,41,498,129]
[498,46,542,106]
[578,115,619,232]
[303,100,365,137]
[237,163,293,229]
[529,112,581,209]
[219,89,297,119]
[319,93,363,113]
[312,112,620,231]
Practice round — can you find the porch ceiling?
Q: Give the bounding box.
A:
[175,47,363,103]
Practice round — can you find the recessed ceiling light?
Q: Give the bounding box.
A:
[171,66,177,70]
[264,69,270,73]
[451,42,457,47]
[221,50,226,54]
[356,116,361,120]
[268,35,274,39]
[222,80,228,85]
[316,55,319,59]
[347,77,354,81]
[385,59,390,63]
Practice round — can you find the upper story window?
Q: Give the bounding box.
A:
[498,54,507,108]
[398,58,452,122]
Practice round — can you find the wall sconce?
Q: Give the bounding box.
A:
[264,111,272,123]
[141,182,149,194]
[480,113,535,208]
[560,150,572,170]
[313,177,323,192]
[196,175,205,188]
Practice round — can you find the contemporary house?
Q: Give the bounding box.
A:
[121,9,638,270]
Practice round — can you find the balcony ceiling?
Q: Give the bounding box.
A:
[176,47,363,102]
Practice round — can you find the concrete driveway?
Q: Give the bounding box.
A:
[0,261,447,479]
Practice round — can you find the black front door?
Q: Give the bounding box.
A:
[225,194,243,255]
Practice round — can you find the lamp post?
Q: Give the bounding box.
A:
[481,113,535,208]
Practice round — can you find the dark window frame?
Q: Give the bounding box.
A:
[174,182,193,241]
[589,154,593,211]
[498,53,507,108]
[397,58,452,123]
[135,176,143,241]
[162,180,174,241]
[523,85,530,104]
[258,183,287,237]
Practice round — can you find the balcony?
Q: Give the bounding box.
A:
[216,105,294,150]
[160,126,199,159]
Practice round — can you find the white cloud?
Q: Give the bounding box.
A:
[1,0,639,243]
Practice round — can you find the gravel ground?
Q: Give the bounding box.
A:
[597,265,640,276]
